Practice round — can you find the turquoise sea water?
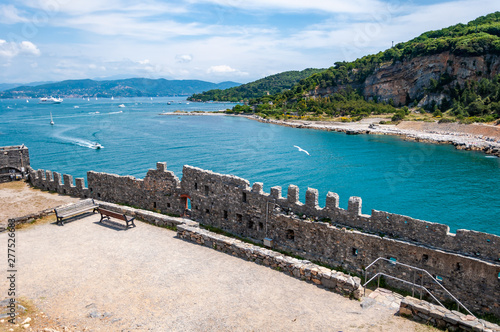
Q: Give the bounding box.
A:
[1,97,499,235]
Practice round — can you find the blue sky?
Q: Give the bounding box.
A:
[0,0,498,84]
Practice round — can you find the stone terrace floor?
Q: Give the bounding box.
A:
[0,209,437,331]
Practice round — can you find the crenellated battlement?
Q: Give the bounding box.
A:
[28,162,500,318]
[28,163,500,263]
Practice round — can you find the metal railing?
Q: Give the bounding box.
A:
[363,257,475,317]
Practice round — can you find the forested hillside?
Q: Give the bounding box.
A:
[188,68,323,102]
[232,12,500,123]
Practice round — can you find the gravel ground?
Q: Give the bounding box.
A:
[0,183,435,331]
[0,213,435,331]
[396,121,500,139]
[0,181,80,224]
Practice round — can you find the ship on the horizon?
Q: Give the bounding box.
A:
[39,96,63,104]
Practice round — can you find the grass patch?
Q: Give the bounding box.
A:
[476,312,500,326]
[0,180,27,190]
[157,224,178,232]
[162,212,181,218]
[14,215,56,231]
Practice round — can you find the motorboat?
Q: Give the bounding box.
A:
[118,104,125,108]
[92,142,103,149]
[39,97,63,104]
[50,112,54,125]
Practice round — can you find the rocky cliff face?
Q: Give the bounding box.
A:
[363,52,500,106]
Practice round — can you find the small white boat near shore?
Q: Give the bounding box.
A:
[118,104,125,108]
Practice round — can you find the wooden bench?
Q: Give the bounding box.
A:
[98,207,136,229]
[55,198,98,225]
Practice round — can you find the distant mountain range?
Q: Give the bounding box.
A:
[0,78,241,98]
[0,81,55,92]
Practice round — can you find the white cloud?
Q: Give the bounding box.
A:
[176,54,193,63]
[206,64,249,78]
[0,4,28,24]
[188,0,386,14]
[207,65,237,74]
[19,41,41,56]
[18,0,191,39]
[0,40,40,58]
[53,14,215,40]
[1,0,499,84]
[264,0,500,63]
[20,0,188,16]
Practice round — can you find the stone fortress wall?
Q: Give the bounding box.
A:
[29,162,500,318]
[0,145,30,183]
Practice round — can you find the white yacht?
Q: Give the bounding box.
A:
[39,97,63,104]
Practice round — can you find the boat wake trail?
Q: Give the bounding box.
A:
[53,127,103,149]
[62,137,103,149]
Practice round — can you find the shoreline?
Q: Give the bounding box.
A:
[158,111,226,116]
[238,115,500,157]
[160,111,500,157]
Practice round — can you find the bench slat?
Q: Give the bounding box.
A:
[58,207,96,218]
[56,200,96,212]
[54,199,97,225]
[98,208,135,229]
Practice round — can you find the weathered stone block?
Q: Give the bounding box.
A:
[63,174,73,187]
[443,313,460,325]
[305,188,319,208]
[252,182,263,194]
[321,277,337,289]
[399,307,412,316]
[348,196,362,215]
[287,185,299,204]
[157,162,167,172]
[325,192,339,209]
[270,186,281,199]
